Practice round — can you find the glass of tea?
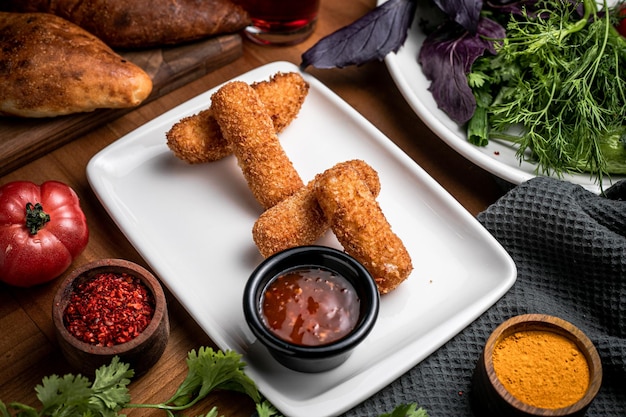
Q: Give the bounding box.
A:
[233,0,320,46]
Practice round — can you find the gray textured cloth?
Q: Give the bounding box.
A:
[345,176,626,417]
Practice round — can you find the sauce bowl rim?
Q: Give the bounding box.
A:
[243,245,380,357]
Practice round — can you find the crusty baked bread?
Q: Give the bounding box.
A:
[0,12,153,118]
[2,0,251,48]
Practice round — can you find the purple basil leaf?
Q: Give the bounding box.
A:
[301,0,417,69]
[484,1,544,16]
[432,0,483,32]
[418,17,505,124]
[485,1,584,18]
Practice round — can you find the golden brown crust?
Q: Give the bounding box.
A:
[252,159,382,258]
[252,72,310,134]
[166,108,232,164]
[314,162,413,294]
[166,72,309,164]
[3,0,251,48]
[253,182,326,258]
[0,12,153,118]
[210,81,304,210]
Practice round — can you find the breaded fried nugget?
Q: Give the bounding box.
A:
[252,160,381,258]
[314,163,413,294]
[253,182,325,258]
[211,81,304,210]
[166,108,229,163]
[166,72,309,163]
[252,72,309,133]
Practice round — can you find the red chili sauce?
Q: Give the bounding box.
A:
[261,268,360,346]
[63,272,155,347]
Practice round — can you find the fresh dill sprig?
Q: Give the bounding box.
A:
[469,0,626,183]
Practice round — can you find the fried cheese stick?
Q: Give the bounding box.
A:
[314,163,413,294]
[166,72,309,163]
[166,108,227,163]
[252,160,381,258]
[211,80,304,210]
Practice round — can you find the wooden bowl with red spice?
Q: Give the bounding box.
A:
[472,314,602,417]
[52,258,169,377]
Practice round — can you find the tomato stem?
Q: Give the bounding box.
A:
[25,202,50,235]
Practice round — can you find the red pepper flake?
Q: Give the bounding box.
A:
[63,272,155,347]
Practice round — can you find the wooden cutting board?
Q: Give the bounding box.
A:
[0,34,243,176]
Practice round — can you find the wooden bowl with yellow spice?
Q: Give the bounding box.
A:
[472,314,602,417]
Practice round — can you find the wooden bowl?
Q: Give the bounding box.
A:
[472,314,602,417]
[52,259,169,377]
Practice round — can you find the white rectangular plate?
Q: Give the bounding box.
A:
[87,61,516,417]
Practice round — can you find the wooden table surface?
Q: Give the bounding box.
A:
[0,1,506,415]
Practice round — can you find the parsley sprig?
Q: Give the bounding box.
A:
[0,347,427,417]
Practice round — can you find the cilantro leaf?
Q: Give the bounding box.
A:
[148,347,260,411]
[255,400,280,417]
[89,357,133,413]
[1,347,432,417]
[379,403,429,417]
[30,357,132,417]
[255,401,428,417]
[36,374,93,416]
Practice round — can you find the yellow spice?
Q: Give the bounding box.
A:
[492,330,590,409]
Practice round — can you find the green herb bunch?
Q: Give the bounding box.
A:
[468,0,626,182]
[0,347,428,417]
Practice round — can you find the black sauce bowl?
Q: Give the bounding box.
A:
[243,245,380,373]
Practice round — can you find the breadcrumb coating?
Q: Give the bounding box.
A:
[210,80,304,210]
[166,108,229,163]
[252,159,381,258]
[252,72,309,133]
[314,162,413,294]
[166,72,309,163]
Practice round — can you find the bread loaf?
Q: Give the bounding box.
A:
[2,0,251,48]
[0,12,153,117]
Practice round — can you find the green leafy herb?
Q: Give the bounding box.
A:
[254,400,428,417]
[0,349,257,417]
[1,356,133,417]
[379,403,429,417]
[126,347,259,416]
[0,347,428,417]
[468,0,626,182]
[254,400,280,417]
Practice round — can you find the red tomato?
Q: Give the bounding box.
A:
[0,181,89,287]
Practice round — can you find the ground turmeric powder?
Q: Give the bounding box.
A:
[492,330,590,409]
